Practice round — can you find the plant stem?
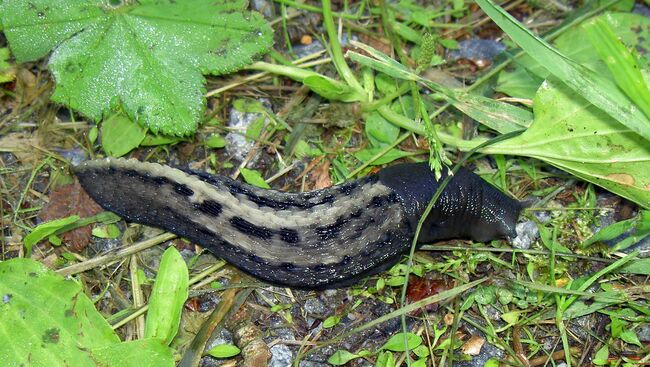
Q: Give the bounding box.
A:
[321,0,365,96]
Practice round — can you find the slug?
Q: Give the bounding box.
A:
[74,158,521,289]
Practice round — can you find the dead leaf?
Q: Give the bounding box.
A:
[40,182,103,252]
[443,313,454,326]
[0,133,40,163]
[461,335,485,356]
[312,160,332,190]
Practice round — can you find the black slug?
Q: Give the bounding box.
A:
[74,158,521,289]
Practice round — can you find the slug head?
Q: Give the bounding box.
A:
[378,163,522,244]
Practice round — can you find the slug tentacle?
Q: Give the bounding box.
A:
[74,158,521,289]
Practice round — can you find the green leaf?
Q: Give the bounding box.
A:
[92,224,121,239]
[476,1,650,142]
[582,210,650,250]
[245,116,266,141]
[101,114,146,157]
[240,168,270,189]
[303,74,365,102]
[381,332,422,352]
[0,258,173,367]
[483,80,650,208]
[327,350,360,365]
[23,215,80,256]
[233,98,266,113]
[375,351,395,367]
[365,112,400,147]
[323,314,342,328]
[91,339,173,367]
[451,91,532,133]
[206,344,241,358]
[0,48,15,83]
[140,134,184,147]
[144,247,189,345]
[497,13,650,99]
[620,330,642,347]
[0,0,273,136]
[619,258,650,275]
[585,14,650,123]
[205,134,227,149]
[592,345,609,365]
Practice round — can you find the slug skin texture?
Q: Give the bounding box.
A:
[75,158,521,289]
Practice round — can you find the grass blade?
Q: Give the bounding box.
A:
[584,14,650,121]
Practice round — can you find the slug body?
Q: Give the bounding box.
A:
[74,159,521,289]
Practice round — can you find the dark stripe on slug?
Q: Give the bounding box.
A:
[153,176,170,185]
[315,216,349,241]
[369,192,400,208]
[194,200,223,217]
[337,181,359,196]
[281,262,298,272]
[123,169,139,178]
[174,183,194,196]
[278,228,300,244]
[230,216,273,239]
[248,253,269,265]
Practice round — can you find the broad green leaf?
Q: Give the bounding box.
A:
[0,258,172,367]
[451,91,532,133]
[144,247,189,345]
[592,345,609,365]
[205,134,227,149]
[619,258,650,275]
[240,168,271,189]
[91,339,173,367]
[101,114,146,157]
[23,215,79,256]
[619,330,642,347]
[381,332,422,352]
[322,314,342,328]
[0,0,273,136]
[365,112,400,147]
[476,1,650,142]
[375,351,395,367]
[483,81,650,208]
[327,350,360,365]
[92,224,121,239]
[206,344,241,358]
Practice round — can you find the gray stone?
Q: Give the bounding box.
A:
[304,298,326,318]
[269,344,293,367]
[512,221,539,249]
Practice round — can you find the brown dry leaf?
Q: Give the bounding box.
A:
[443,313,454,326]
[311,160,332,190]
[461,335,486,356]
[0,133,41,163]
[40,182,103,252]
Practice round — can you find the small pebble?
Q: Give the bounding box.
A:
[269,344,293,367]
[512,221,539,250]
